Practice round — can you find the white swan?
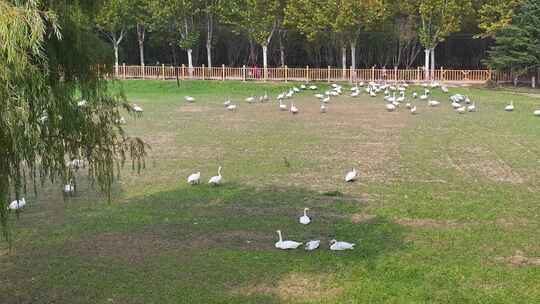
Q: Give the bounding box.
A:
[442,86,449,93]
[329,239,355,251]
[405,103,412,109]
[456,106,466,114]
[275,230,302,250]
[386,103,397,112]
[305,240,320,251]
[412,92,418,99]
[315,94,325,99]
[185,96,195,103]
[309,85,318,90]
[451,101,461,109]
[410,106,417,114]
[299,208,311,225]
[534,109,540,116]
[64,181,75,194]
[428,100,440,107]
[320,103,327,113]
[279,100,288,111]
[345,168,358,182]
[290,103,299,115]
[350,90,360,98]
[208,166,222,185]
[322,96,330,103]
[132,104,143,113]
[467,102,476,112]
[505,101,514,112]
[8,198,26,210]
[226,104,237,111]
[224,98,232,107]
[300,84,307,90]
[245,96,255,103]
[187,171,201,185]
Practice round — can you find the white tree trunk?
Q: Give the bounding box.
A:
[430,47,435,81]
[187,49,194,75]
[424,48,430,81]
[280,47,285,67]
[342,46,347,69]
[137,24,145,66]
[262,44,268,78]
[206,42,212,68]
[350,42,356,69]
[114,44,119,76]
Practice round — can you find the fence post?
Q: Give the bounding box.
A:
[532,76,536,88]
[440,67,444,81]
[202,64,205,80]
[306,66,309,82]
[242,65,246,82]
[181,64,185,80]
[327,66,331,83]
[122,63,126,79]
[222,64,225,81]
[394,66,398,82]
[161,64,165,80]
[285,65,288,83]
[371,67,375,82]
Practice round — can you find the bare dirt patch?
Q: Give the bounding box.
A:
[232,272,344,302]
[498,250,540,267]
[452,146,524,184]
[395,217,468,229]
[351,213,377,224]
[177,105,212,113]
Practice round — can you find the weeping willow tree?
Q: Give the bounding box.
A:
[0,0,147,245]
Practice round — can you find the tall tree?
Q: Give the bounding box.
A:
[0,0,146,245]
[130,0,153,66]
[485,0,539,78]
[96,0,132,75]
[223,0,282,73]
[404,0,472,80]
[151,0,200,72]
[203,0,220,68]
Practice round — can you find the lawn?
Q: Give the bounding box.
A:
[1,80,540,303]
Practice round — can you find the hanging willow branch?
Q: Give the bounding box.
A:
[0,0,148,246]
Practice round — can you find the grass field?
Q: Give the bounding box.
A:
[1,80,540,303]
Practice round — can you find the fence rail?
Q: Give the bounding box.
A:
[112,64,514,84]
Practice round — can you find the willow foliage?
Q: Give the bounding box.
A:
[0,0,147,245]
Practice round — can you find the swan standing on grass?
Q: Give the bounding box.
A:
[187,172,201,185]
[505,101,514,112]
[275,230,302,250]
[132,104,143,113]
[224,98,232,107]
[290,103,299,115]
[208,166,222,185]
[534,109,540,116]
[428,100,440,107]
[185,96,195,103]
[467,102,476,112]
[226,104,237,111]
[410,105,417,114]
[246,96,256,104]
[299,208,311,225]
[456,106,466,114]
[279,100,288,111]
[329,239,355,251]
[8,198,26,210]
[305,240,320,251]
[320,103,327,113]
[309,85,318,90]
[64,181,75,195]
[386,103,397,112]
[345,168,358,182]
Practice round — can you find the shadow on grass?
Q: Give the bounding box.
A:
[1,182,406,304]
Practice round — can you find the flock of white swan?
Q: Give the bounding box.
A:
[7,80,539,251]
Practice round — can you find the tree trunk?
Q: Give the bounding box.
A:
[350,42,356,69]
[137,24,145,66]
[262,44,268,78]
[430,47,435,81]
[206,42,212,68]
[114,43,119,76]
[280,47,285,67]
[206,11,213,68]
[0,168,10,244]
[424,48,430,81]
[187,49,194,75]
[341,46,347,69]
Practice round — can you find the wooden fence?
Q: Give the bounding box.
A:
[112,64,514,84]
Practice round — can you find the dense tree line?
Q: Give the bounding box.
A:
[95,0,536,74]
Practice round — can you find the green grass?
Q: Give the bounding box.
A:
[1,80,540,303]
